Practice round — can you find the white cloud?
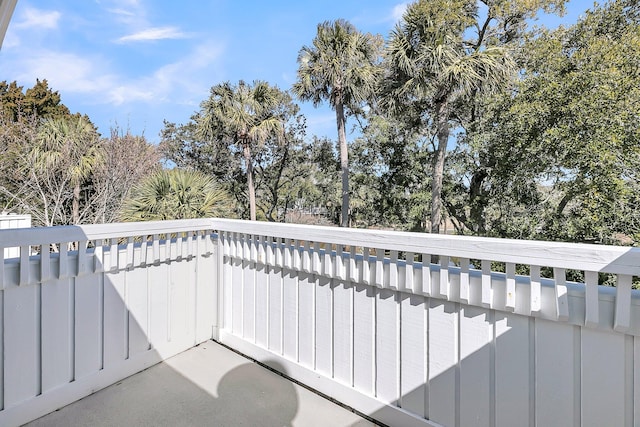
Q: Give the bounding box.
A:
[116,26,189,43]
[14,7,61,30]
[391,3,408,23]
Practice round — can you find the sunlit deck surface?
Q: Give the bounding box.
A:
[26,341,375,427]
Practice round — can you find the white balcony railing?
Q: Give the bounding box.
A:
[1,219,639,427]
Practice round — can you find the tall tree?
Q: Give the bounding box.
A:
[384,0,564,233]
[198,80,285,221]
[34,115,102,224]
[293,19,382,227]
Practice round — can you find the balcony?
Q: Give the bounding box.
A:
[1,219,639,427]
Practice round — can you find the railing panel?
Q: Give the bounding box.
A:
[282,270,298,361]
[297,272,315,369]
[127,266,150,357]
[315,276,332,377]
[41,277,73,393]
[74,274,102,378]
[103,271,127,367]
[254,263,270,349]
[400,293,427,418]
[353,283,375,395]
[267,266,283,354]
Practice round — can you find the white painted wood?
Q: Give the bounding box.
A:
[535,320,577,426]
[353,283,375,395]
[362,247,371,286]
[428,299,457,427]
[335,245,345,280]
[127,267,149,357]
[421,255,431,296]
[333,280,353,385]
[530,265,541,315]
[459,258,470,304]
[148,262,170,355]
[614,274,633,333]
[389,250,398,290]
[4,284,40,407]
[495,313,531,427]
[315,276,333,377]
[349,246,357,283]
[553,268,569,321]
[40,244,51,283]
[400,293,427,417]
[41,278,73,393]
[481,260,492,307]
[312,241,321,275]
[242,259,256,342]
[74,274,102,378]
[103,271,127,367]
[375,249,384,287]
[297,272,315,369]
[505,263,516,311]
[254,262,269,349]
[635,336,639,427]
[584,271,599,328]
[19,245,29,285]
[282,269,298,361]
[405,252,414,293]
[302,241,311,273]
[195,245,216,343]
[267,266,283,354]
[581,328,626,426]
[459,305,493,427]
[439,255,450,299]
[376,288,399,405]
[169,252,195,350]
[94,240,104,272]
[230,258,243,336]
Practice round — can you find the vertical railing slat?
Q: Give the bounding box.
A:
[40,243,51,283]
[584,270,599,328]
[19,245,29,285]
[421,253,431,296]
[439,255,450,299]
[614,274,632,333]
[553,267,569,321]
[530,265,541,315]
[505,262,516,311]
[459,258,470,304]
[375,248,384,287]
[362,247,370,285]
[389,250,398,289]
[405,252,414,293]
[481,259,492,307]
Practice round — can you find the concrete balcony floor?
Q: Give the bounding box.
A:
[26,342,375,427]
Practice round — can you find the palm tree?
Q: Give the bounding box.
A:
[119,168,234,221]
[34,115,102,224]
[198,80,284,221]
[293,20,382,228]
[385,0,516,233]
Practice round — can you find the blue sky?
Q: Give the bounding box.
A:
[0,0,589,143]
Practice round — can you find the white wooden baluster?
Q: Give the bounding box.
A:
[553,267,569,321]
[186,231,193,259]
[228,232,236,261]
[530,265,541,315]
[275,237,283,268]
[389,250,398,289]
[584,270,599,328]
[335,245,345,280]
[375,248,384,287]
[222,231,231,259]
[175,234,183,261]
[153,234,160,264]
[481,259,492,307]
[0,247,4,289]
[204,230,213,256]
[293,239,301,270]
[439,255,450,299]
[258,235,266,264]
[140,238,148,267]
[237,233,245,259]
[93,239,104,273]
[323,243,333,277]
[459,258,470,304]
[405,251,414,293]
[266,236,274,266]
[421,253,431,296]
[126,237,135,268]
[244,234,251,263]
[505,262,516,311]
[312,241,321,275]
[78,240,89,276]
[284,238,292,269]
[110,238,119,271]
[40,243,51,283]
[349,246,357,282]
[614,274,633,333]
[362,247,370,285]
[59,243,69,279]
[300,241,310,273]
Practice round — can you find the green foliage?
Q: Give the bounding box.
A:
[119,169,235,222]
[294,19,383,227]
[0,79,70,122]
[456,0,640,244]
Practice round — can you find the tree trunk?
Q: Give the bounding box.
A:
[243,144,257,221]
[431,100,449,234]
[72,182,80,224]
[336,101,349,228]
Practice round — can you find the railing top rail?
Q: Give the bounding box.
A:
[0,219,213,247]
[209,219,640,275]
